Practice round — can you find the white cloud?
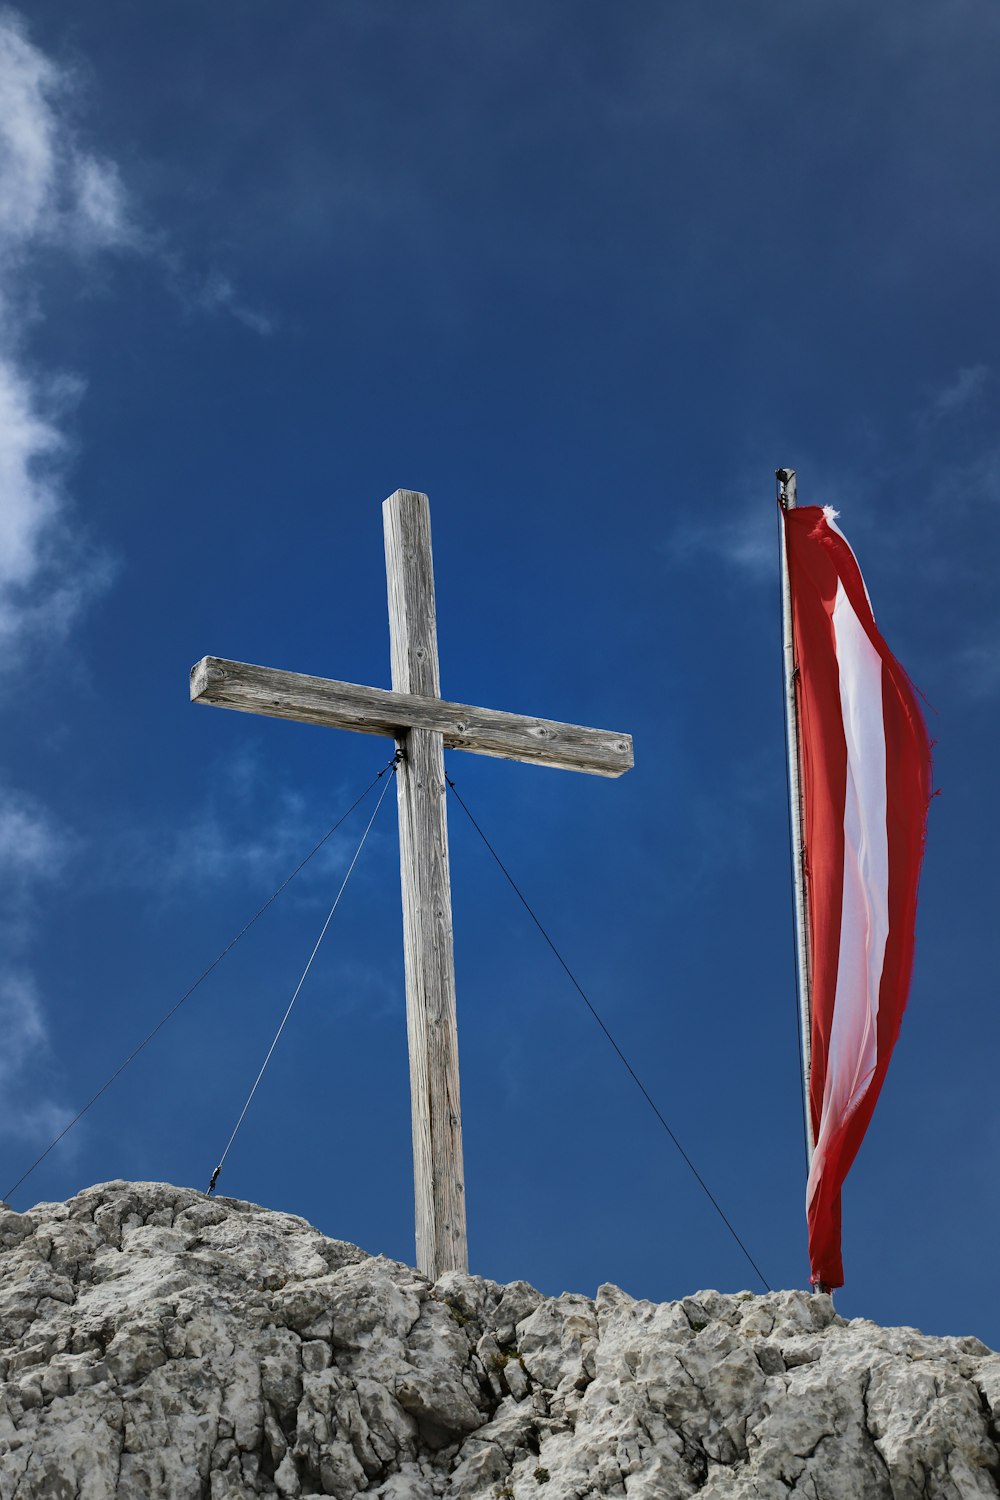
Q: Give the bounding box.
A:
[0,9,271,650]
[153,790,370,899]
[943,441,1000,510]
[0,972,71,1150]
[193,269,275,337]
[159,800,341,892]
[955,633,1000,700]
[70,155,134,251]
[662,368,999,600]
[313,957,399,1025]
[0,11,272,1167]
[102,748,389,903]
[659,385,1000,708]
[0,9,137,653]
[0,972,46,1076]
[926,364,990,424]
[663,513,776,580]
[0,14,61,250]
[0,12,137,256]
[661,456,854,582]
[0,355,60,587]
[0,781,77,960]
[0,783,78,1152]
[0,348,115,648]
[0,781,71,879]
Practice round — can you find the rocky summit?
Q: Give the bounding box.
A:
[1,1183,998,1499]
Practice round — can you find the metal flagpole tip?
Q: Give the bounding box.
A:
[776,468,797,509]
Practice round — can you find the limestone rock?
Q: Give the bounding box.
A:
[0,1181,997,1497]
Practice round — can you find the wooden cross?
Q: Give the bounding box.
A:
[191,489,633,1280]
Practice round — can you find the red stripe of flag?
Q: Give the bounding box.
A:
[783,506,932,1289]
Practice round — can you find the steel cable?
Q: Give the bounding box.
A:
[2,757,398,1205]
[445,772,772,1294]
[206,763,397,1194]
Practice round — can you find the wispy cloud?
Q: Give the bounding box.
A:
[102,747,389,904]
[0,971,73,1153]
[660,455,854,582]
[184,268,275,337]
[157,792,349,894]
[0,970,75,1157]
[0,780,77,961]
[928,438,1000,513]
[313,957,400,1026]
[924,364,990,425]
[0,9,136,652]
[0,9,271,652]
[0,357,115,649]
[663,363,998,602]
[0,14,136,254]
[0,781,72,879]
[0,8,139,1149]
[662,370,1000,711]
[0,10,274,1166]
[684,744,784,886]
[954,632,1000,701]
[0,973,45,1076]
[663,513,776,580]
[0,783,78,1152]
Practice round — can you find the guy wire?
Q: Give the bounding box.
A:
[445,772,771,1294]
[206,762,397,1195]
[2,757,399,1205]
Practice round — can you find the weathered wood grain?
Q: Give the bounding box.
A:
[190,658,633,778]
[384,490,467,1281]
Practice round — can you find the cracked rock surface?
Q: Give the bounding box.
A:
[1,1182,998,1498]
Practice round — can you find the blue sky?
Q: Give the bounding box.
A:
[1,1,998,1345]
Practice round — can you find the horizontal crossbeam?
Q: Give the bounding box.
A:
[191,657,633,778]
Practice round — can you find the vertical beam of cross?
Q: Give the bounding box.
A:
[383,491,466,1280]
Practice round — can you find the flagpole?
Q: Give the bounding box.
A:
[777,469,816,1183]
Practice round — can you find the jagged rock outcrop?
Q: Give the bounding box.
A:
[1,1182,997,1498]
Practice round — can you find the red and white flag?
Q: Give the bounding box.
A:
[783,506,932,1289]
